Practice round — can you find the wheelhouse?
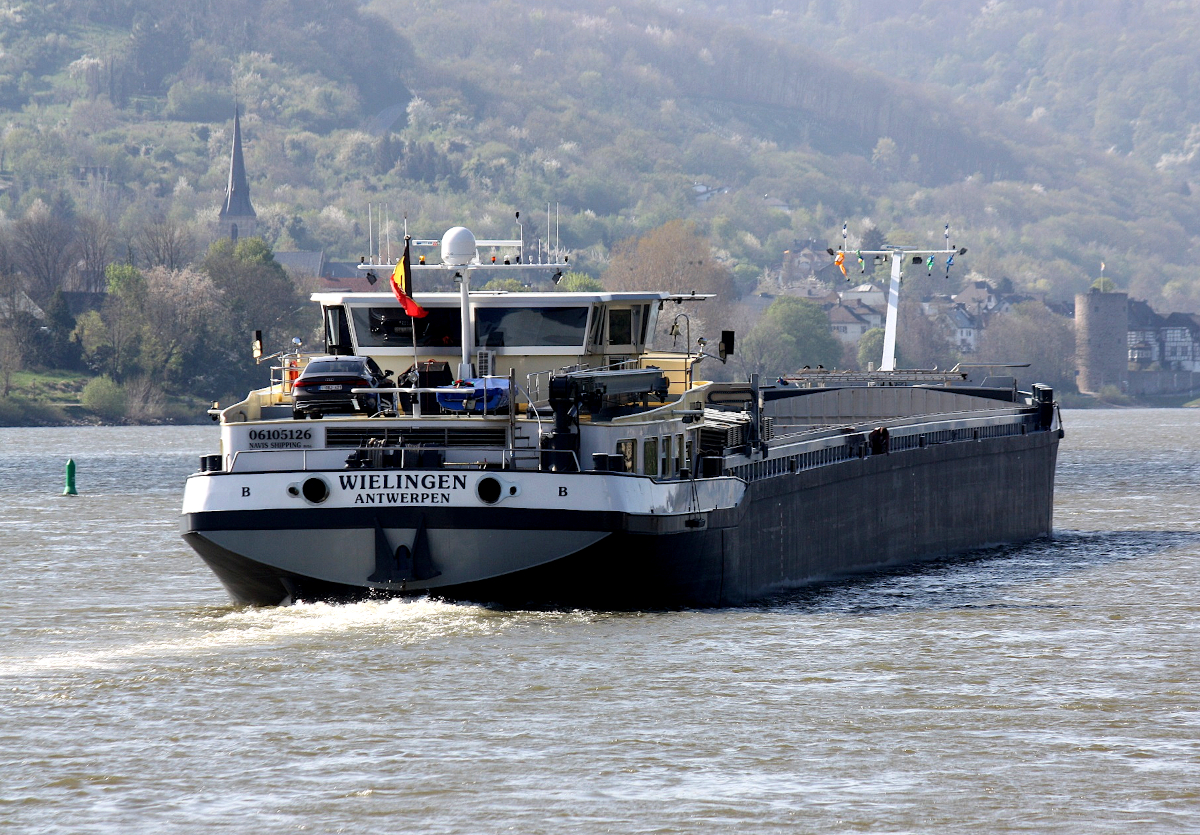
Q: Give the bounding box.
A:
[316,290,670,391]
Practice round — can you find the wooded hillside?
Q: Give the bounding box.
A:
[0,0,1197,311]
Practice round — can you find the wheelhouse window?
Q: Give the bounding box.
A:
[475,306,589,347]
[608,308,632,345]
[616,439,636,473]
[350,307,462,348]
[643,436,659,476]
[323,305,352,355]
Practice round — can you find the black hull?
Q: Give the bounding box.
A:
[183,429,1059,608]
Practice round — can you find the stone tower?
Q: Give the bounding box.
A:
[1075,288,1128,393]
[218,107,256,241]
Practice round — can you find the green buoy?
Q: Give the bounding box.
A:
[63,458,77,496]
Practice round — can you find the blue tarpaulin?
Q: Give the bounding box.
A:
[435,378,510,413]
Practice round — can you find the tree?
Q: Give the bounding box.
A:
[976,302,1076,392]
[9,199,76,305]
[74,214,112,292]
[0,270,44,372]
[200,237,309,395]
[140,265,223,383]
[138,216,194,271]
[871,137,899,173]
[0,330,21,398]
[603,220,734,299]
[558,272,604,292]
[480,277,530,292]
[857,326,887,370]
[897,300,955,369]
[202,237,305,343]
[96,263,147,381]
[43,289,81,370]
[602,221,736,350]
[735,296,841,379]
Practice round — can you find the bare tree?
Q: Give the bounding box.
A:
[9,202,77,306]
[138,217,195,271]
[602,220,736,350]
[897,299,955,369]
[0,226,14,277]
[141,265,222,378]
[977,302,1077,392]
[0,271,35,394]
[0,331,21,397]
[603,220,734,299]
[74,214,113,292]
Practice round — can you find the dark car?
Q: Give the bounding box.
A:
[291,356,391,419]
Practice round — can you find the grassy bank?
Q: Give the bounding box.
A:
[0,370,209,426]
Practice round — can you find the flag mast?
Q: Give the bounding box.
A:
[834,234,967,371]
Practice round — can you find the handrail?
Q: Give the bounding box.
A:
[352,375,511,418]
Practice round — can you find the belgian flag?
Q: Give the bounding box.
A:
[389,236,428,318]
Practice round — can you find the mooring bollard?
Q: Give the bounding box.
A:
[63,458,77,496]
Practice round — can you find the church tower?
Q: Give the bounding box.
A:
[218,107,256,241]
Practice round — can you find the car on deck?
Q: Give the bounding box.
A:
[291,355,391,419]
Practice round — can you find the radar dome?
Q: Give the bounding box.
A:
[441,227,476,266]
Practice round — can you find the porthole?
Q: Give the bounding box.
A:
[477,476,502,504]
[302,476,329,504]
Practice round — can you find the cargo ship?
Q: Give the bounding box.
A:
[181,226,1061,607]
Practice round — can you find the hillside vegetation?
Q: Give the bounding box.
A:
[1,0,1196,305]
[1,0,1199,420]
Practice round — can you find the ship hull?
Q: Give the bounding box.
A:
[181,429,1059,608]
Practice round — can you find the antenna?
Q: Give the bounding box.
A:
[368,203,373,263]
[386,205,392,263]
[555,202,560,263]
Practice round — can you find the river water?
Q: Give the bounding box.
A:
[1,410,1197,833]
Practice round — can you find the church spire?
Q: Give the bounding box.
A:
[219,105,256,240]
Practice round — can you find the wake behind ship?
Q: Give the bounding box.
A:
[181,226,1061,607]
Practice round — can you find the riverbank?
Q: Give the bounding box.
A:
[0,370,208,426]
[0,396,208,426]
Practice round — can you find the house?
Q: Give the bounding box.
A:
[944,304,980,353]
[318,261,379,293]
[0,288,44,320]
[1127,299,1166,366]
[1124,299,1200,372]
[779,240,829,283]
[827,301,876,345]
[953,280,996,317]
[1160,312,1199,369]
[841,283,886,309]
[275,250,326,279]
